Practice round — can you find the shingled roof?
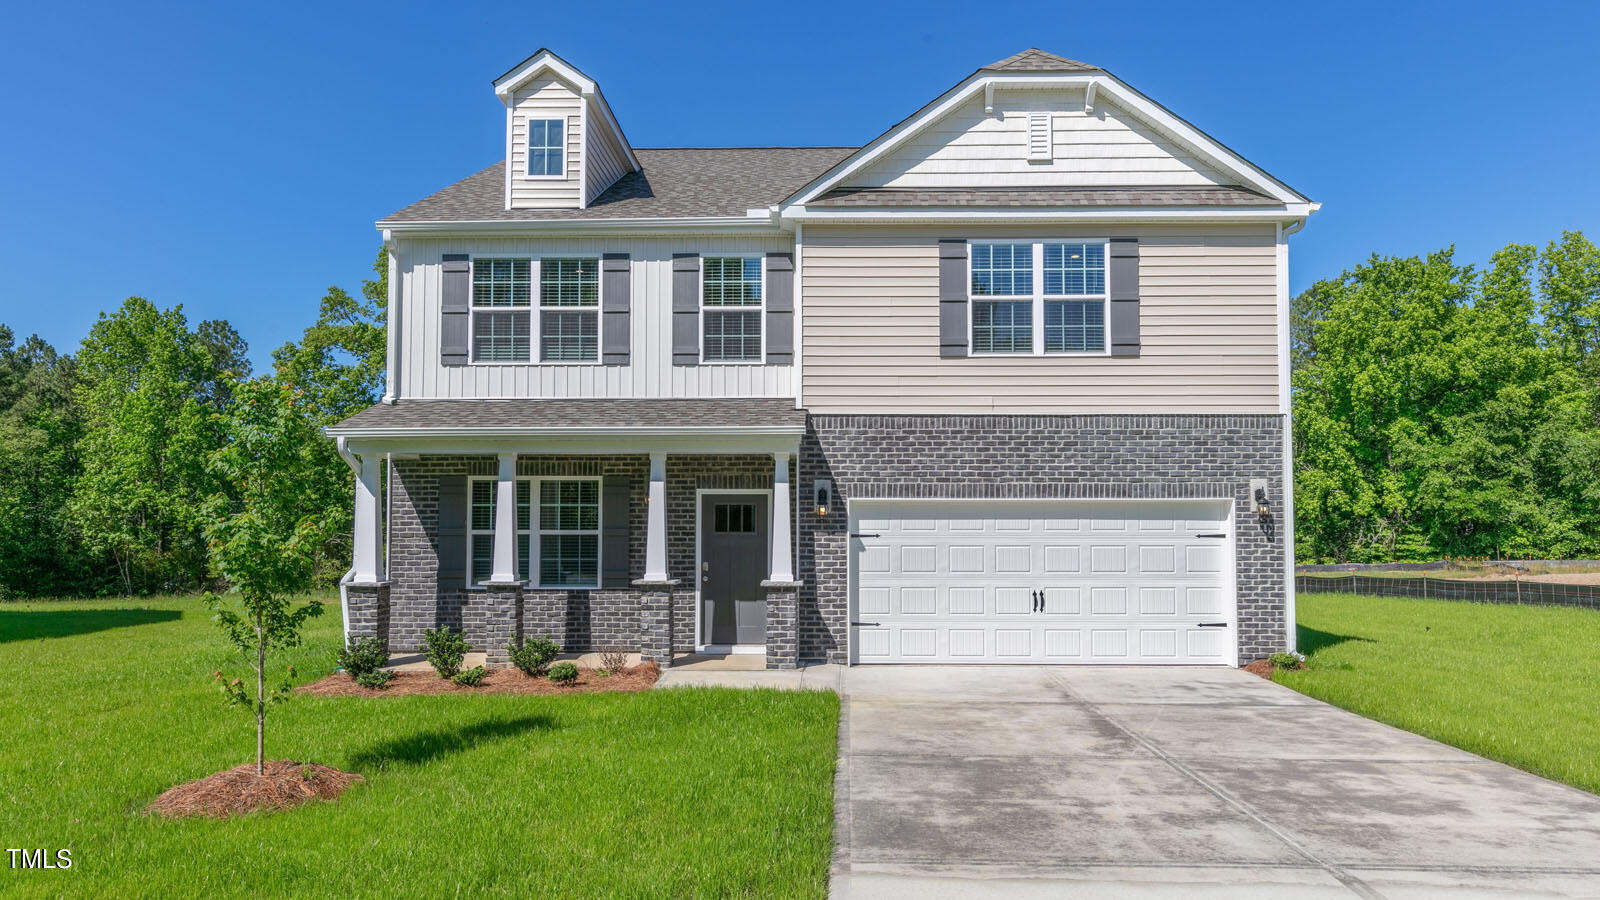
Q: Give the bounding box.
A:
[980,49,1100,73]
[381,147,856,223]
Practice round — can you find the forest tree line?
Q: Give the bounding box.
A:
[2,232,1599,597]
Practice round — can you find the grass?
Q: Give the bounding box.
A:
[1275,592,1600,794]
[0,596,839,899]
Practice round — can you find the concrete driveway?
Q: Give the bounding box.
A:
[834,666,1600,899]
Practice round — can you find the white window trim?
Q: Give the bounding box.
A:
[521,116,567,180]
[530,475,603,590]
[468,256,603,366]
[467,476,531,587]
[698,253,767,365]
[967,239,1110,357]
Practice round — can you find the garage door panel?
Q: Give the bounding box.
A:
[851,500,1235,665]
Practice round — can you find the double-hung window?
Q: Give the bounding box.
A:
[969,241,1108,355]
[469,478,531,585]
[472,258,532,362]
[537,479,600,587]
[701,256,763,362]
[538,258,599,362]
[526,118,564,177]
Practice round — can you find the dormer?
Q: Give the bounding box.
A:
[492,49,639,211]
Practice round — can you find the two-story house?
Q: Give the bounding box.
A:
[328,48,1316,669]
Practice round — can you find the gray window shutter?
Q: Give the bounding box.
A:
[601,477,632,588]
[765,252,794,364]
[601,253,630,365]
[436,475,467,587]
[938,239,969,357]
[441,254,470,366]
[671,253,700,366]
[1109,238,1141,358]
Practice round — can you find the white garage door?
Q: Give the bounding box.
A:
[849,500,1236,665]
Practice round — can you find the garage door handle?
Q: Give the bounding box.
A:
[1197,533,1227,539]
[850,532,880,539]
[852,621,880,627]
[1197,622,1229,628]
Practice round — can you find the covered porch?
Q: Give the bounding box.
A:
[327,399,807,669]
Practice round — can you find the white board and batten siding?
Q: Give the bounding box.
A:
[508,75,583,209]
[801,223,1280,413]
[849,499,1238,665]
[852,87,1232,189]
[395,236,795,400]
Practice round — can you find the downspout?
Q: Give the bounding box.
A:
[335,435,360,648]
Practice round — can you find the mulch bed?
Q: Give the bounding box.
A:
[297,661,660,697]
[147,761,363,818]
[1242,659,1274,679]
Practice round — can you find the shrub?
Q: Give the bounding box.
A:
[599,649,629,674]
[355,670,392,689]
[548,661,579,685]
[1268,651,1304,671]
[423,626,470,679]
[451,665,488,687]
[338,637,389,679]
[508,635,561,676]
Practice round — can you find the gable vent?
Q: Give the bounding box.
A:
[1027,113,1053,161]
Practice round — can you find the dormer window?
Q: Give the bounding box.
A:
[526,119,565,177]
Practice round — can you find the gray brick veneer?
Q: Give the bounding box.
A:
[344,583,390,651]
[797,414,1289,663]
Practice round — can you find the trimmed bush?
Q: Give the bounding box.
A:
[451,665,488,687]
[548,661,579,685]
[1268,651,1304,671]
[508,635,561,676]
[355,670,392,689]
[338,636,388,678]
[423,626,470,679]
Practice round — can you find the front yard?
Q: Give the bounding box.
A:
[0,597,838,899]
[1276,591,1600,794]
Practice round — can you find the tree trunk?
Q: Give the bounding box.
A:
[256,608,265,776]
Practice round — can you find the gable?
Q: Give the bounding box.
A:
[846,87,1232,190]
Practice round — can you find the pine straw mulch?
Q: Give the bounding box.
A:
[1242,659,1275,679]
[297,661,661,697]
[146,761,363,819]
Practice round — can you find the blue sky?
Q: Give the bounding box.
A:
[2,0,1596,371]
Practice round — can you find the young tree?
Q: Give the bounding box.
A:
[204,378,335,773]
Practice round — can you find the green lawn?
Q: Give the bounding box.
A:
[1277,592,1600,794]
[0,597,838,899]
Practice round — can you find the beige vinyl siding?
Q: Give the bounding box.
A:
[396,235,794,399]
[801,224,1279,413]
[509,75,583,209]
[584,113,630,205]
[851,89,1230,189]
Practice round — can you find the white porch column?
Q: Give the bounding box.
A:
[643,452,669,581]
[352,452,384,583]
[770,452,795,582]
[490,452,519,583]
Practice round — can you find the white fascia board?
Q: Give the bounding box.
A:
[494,52,595,100]
[783,204,1314,225]
[333,428,805,458]
[375,216,783,236]
[783,71,1309,209]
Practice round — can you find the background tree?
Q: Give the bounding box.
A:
[0,328,85,597]
[70,298,237,594]
[204,378,334,773]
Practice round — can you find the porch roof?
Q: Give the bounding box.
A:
[328,398,806,439]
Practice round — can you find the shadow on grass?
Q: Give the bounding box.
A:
[1298,624,1374,656]
[0,607,182,643]
[349,714,556,769]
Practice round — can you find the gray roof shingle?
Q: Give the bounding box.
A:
[381,148,856,223]
[329,398,806,433]
[981,49,1100,73]
[810,185,1282,208]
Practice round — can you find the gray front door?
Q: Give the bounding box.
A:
[700,494,768,645]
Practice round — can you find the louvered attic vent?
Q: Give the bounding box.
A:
[1027,112,1052,161]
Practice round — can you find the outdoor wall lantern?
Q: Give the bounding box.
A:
[1254,486,1272,522]
[814,479,833,517]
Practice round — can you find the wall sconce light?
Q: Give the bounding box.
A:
[1254,486,1272,521]
[814,479,833,517]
